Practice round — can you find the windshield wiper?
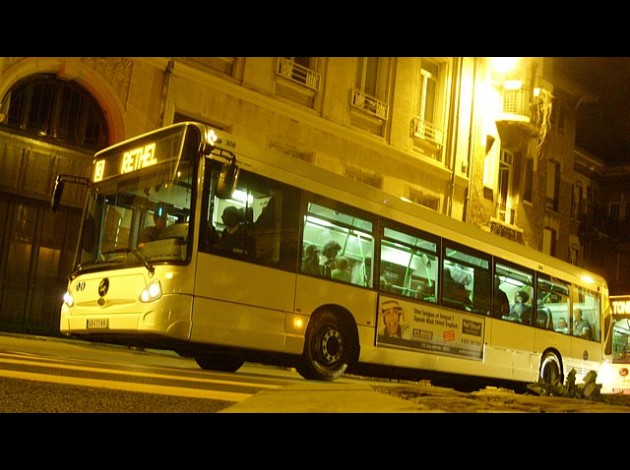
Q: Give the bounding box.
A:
[130,249,155,275]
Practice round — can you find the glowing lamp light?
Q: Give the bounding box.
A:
[63,291,74,307]
[491,57,519,73]
[232,189,254,204]
[206,129,218,145]
[580,275,595,284]
[140,280,162,303]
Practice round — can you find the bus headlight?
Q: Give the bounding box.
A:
[140,281,162,303]
[63,291,74,307]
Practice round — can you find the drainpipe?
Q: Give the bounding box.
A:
[463,57,478,223]
[446,58,463,218]
[158,58,175,127]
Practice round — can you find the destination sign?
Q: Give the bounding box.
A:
[93,125,192,182]
[612,296,630,315]
[121,143,157,174]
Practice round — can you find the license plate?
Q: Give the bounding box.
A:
[86,318,109,329]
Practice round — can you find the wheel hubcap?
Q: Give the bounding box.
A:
[319,328,342,365]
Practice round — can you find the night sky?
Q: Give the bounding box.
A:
[554,57,630,164]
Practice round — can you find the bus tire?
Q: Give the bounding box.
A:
[539,351,562,386]
[195,354,245,373]
[296,310,354,381]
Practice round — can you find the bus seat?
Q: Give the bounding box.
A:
[536,307,553,329]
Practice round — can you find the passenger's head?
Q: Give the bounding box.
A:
[575,308,583,320]
[222,206,243,228]
[515,290,529,303]
[336,256,350,270]
[322,240,342,260]
[305,244,320,259]
[153,205,168,228]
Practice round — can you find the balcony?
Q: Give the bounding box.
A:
[490,202,522,242]
[495,85,542,140]
[350,89,389,121]
[276,58,321,92]
[495,202,515,226]
[412,117,444,148]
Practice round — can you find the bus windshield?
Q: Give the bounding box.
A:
[613,316,630,363]
[76,128,198,272]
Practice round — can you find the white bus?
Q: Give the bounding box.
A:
[51,121,611,390]
[600,295,630,394]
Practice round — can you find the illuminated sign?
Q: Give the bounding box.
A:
[94,160,106,182]
[612,296,630,315]
[92,125,192,183]
[121,143,157,174]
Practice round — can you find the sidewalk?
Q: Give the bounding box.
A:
[219,381,425,413]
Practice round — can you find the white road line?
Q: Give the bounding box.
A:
[0,353,279,389]
[0,368,253,402]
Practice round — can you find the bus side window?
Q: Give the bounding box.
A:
[200,167,301,271]
[380,226,438,301]
[303,199,375,288]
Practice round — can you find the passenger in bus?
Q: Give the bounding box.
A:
[507,290,531,322]
[493,276,510,318]
[443,268,471,308]
[301,244,323,276]
[217,205,255,256]
[415,278,434,300]
[379,299,410,339]
[321,240,342,277]
[555,317,569,334]
[331,256,352,283]
[573,308,592,339]
[138,205,168,247]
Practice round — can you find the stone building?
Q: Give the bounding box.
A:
[0,57,620,336]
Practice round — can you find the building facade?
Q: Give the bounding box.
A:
[0,56,623,336]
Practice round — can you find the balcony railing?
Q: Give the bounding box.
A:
[502,87,534,116]
[501,86,551,126]
[412,117,444,148]
[276,58,321,92]
[350,88,389,121]
[495,202,515,225]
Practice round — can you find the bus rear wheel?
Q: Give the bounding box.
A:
[195,353,245,373]
[539,352,562,386]
[296,311,354,381]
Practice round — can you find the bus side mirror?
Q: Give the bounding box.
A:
[216,160,240,199]
[51,175,65,212]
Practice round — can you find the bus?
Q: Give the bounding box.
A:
[51,121,611,390]
[600,295,630,394]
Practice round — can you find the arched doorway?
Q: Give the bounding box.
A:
[0,74,109,335]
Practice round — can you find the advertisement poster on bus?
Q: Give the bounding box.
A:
[377,296,484,360]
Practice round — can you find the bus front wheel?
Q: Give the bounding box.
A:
[539,352,563,386]
[296,311,354,381]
